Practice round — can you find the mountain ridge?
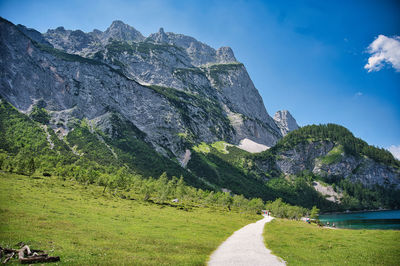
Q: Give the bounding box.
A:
[0,17,287,156]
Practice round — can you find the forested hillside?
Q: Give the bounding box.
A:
[252,124,400,210]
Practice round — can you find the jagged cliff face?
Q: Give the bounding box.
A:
[273,110,299,136]
[43,20,145,54]
[313,153,400,189]
[0,18,287,160]
[255,140,400,189]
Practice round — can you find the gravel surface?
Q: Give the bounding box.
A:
[208,216,285,266]
[312,181,342,202]
[237,138,270,153]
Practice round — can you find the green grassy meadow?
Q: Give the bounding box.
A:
[0,172,259,265]
[263,218,400,265]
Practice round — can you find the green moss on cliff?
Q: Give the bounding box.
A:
[320,145,344,165]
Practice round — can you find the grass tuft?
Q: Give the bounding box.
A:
[320,145,344,165]
[193,142,211,154]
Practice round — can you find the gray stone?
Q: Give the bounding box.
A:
[268,139,400,189]
[273,110,299,136]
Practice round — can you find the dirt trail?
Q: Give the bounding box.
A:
[208,216,285,266]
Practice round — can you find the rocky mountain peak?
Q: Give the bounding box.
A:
[89,29,103,39]
[55,26,66,32]
[103,20,144,42]
[144,26,239,66]
[216,47,236,63]
[16,24,53,46]
[110,20,125,27]
[273,110,299,136]
[151,27,169,43]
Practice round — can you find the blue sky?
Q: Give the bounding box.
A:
[1,0,399,151]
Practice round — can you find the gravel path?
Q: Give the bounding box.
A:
[208,216,285,266]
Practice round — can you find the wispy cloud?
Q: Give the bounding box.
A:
[364,35,400,72]
[355,92,363,97]
[388,145,400,160]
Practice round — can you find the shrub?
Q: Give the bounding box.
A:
[265,198,309,220]
[29,106,50,124]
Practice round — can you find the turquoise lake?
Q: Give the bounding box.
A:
[319,210,400,230]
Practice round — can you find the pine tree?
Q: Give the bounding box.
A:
[310,205,320,220]
[27,158,35,177]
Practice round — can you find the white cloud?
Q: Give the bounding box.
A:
[388,145,400,160]
[364,35,400,72]
[355,92,363,97]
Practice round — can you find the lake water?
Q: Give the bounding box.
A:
[319,210,400,230]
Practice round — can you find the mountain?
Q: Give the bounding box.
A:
[0,17,399,211]
[273,110,299,136]
[265,124,400,189]
[0,17,283,161]
[252,124,400,209]
[43,20,145,54]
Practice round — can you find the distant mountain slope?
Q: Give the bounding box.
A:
[266,124,400,183]
[251,124,400,209]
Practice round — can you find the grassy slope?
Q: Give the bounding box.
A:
[263,219,400,265]
[0,172,259,265]
[188,143,271,200]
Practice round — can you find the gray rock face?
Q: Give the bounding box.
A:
[0,17,287,158]
[350,158,400,189]
[276,141,335,174]
[16,24,53,46]
[43,20,144,56]
[101,20,145,43]
[216,47,236,63]
[271,140,400,189]
[314,155,400,189]
[44,27,98,54]
[146,29,229,66]
[273,110,299,136]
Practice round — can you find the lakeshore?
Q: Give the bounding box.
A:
[320,209,400,230]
